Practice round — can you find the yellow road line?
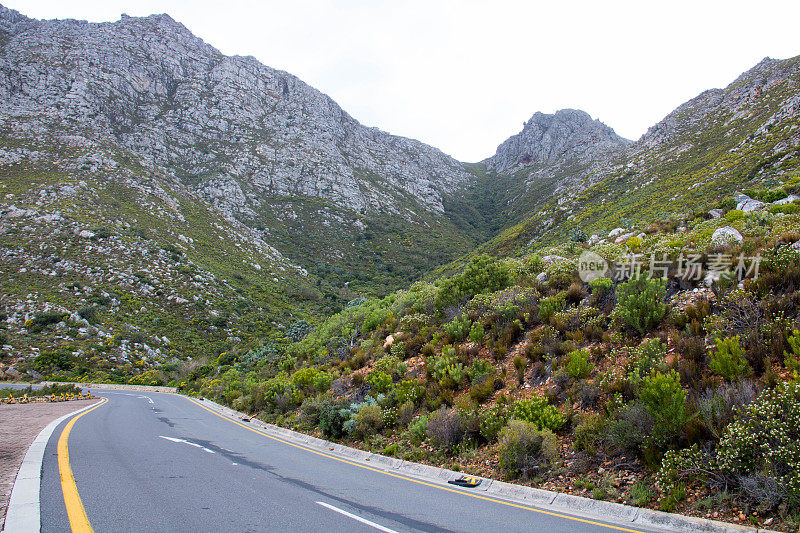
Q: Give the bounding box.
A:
[186,397,643,533]
[58,398,107,533]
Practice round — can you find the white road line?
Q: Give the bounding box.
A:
[159,436,215,453]
[315,501,398,533]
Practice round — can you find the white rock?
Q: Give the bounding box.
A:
[711,226,743,246]
[735,194,765,212]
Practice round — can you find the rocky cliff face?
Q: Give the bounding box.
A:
[0,5,486,295]
[486,109,630,173]
[0,6,471,218]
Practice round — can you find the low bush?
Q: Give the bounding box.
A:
[319,400,348,438]
[708,336,752,381]
[511,396,566,431]
[426,407,465,450]
[443,315,472,342]
[615,277,667,335]
[603,402,655,456]
[479,402,510,442]
[574,413,605,453]
[565,349,593,379]
[638,370,688,445]
[538,294,566,323]
[717,381,800,503]
[695,380,758,439]
[366,370,393,394]
[353,403,384,438]
[497,420,559,480]
[469,322,486,343]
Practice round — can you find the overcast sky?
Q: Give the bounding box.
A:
[7,0,800,161]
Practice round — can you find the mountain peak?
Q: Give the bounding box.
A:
[486,109,629,173]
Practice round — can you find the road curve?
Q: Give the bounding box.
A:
[37,390,665,533]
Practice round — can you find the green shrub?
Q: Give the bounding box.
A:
[638,370,687,444]
[375,354,400,375]
[394,379,424,405]
[366,370,393,394]
[318,400,348,438]
[538,294,566,323]
[397,401,415,426]
[574,413,605,453]
[565,349,593,379]
[430,348,465,389]
[723,209,745,223]
[717,381,800,501]
[467,359,494,383]
[435,254,511,310]
[390,341,406,360]
[655,444,706,496]
[511,396,566,431]
[479,403,510,442]
[497,420,559,479]
[603,401,654,456]
[708,336,751,381]
[615,277,667,335]
[313,371,333,393]
[291,367,319,392]
[629,481,653,506]
[353,404,384,438]
[443,315,472,342]
[287,319,313,341]
[77,306,99,323]
[786,330,800,378]
[26,311,68,333]
[408,416,428,445]
[626,338,667,388]
[469,322,486,343]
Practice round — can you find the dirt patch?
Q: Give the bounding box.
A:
[0,400,97,528]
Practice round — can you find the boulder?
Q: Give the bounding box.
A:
[774,194,800,205]
[541,255,567,265]
[735,194,765,212]
[711,226,743,247]
[708,209,723,219]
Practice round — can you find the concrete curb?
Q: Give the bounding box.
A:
[42,381,177,393]
[194,397,777,533]
[3,400,102,533]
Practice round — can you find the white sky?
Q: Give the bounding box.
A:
[6,0,800,162]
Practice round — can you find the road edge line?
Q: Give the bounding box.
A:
[3,399,103,533]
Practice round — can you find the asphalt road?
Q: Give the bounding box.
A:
[36,390,662,532]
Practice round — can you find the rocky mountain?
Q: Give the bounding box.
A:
[478,54,800,255]
[2,2,800,385]
[0,5,479,294]
[486,109,630,173]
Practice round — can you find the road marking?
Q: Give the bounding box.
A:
[185,398,643,533]
[159,435,216,453]
[316,501,398,533]
[137,395,154,404]
[58,398,108,533]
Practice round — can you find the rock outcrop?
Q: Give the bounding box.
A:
[0,6,472,217]
[486,109,630,173]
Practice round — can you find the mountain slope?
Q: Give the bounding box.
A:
[481,55,800,256]
[0,5,480,294]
